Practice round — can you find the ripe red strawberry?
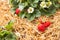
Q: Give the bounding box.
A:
[15,8,20,14]
[38,24,46,32]
[44,21,51,28]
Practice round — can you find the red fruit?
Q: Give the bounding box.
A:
[15,8,20,14]
[44,21,51,28]
[38,24,46,32]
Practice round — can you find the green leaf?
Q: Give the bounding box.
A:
[30,3,37,8]
[0,30,16,40]
[26,13,31,18]
[0,30,10,37]
[33,0,39,3]
[27,13,35,21]
[35,10,41,17]
[19,12,26,19]
[40,7,56,16]
[5,20,14,31]
[27,0,33,3]
[23,2,28,7]
[40,0,45,1]
[53,1,59,8]
[10,0,19,5]
[10,0,20,9]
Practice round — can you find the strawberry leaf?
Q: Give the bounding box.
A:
[5,20,14,31]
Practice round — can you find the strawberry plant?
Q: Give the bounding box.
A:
[10,0,60,21]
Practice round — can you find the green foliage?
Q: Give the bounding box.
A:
[0,30,16,40]
[0,20,17,40]
[5,20,14,31]
[10,0,60,21]
[19,12,26,19]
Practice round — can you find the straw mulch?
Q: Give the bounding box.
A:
[0,0,60,40]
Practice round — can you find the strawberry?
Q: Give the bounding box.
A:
[44,21,51,28]
[15,8,20,14]
[38,24,46,32]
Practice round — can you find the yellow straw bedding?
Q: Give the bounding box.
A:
[0,0,60,40]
